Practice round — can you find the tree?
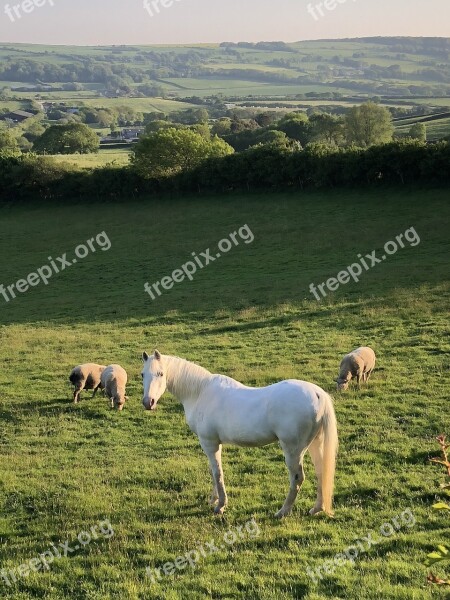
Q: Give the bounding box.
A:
[409,122,427,142]
[277,112,312,146]
[255,112,276,127]
[309,113,345,146]
[131,127,234,179]
[33,123,100,154]
[345,102,394,147]
[211,118,232,137]
[144,119,177,135]
[22,120,46,143]
[0,129,20,155]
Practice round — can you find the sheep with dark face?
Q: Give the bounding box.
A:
[69,363,106,403]
[101,364,128,411]
[336,347,376,391]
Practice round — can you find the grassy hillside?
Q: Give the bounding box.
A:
[2,38,450,102]
[0,188,449,599]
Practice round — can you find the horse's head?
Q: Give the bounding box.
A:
[142,350,167,411]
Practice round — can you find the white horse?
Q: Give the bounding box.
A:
[141,350,338,518]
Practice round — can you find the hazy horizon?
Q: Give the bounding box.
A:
[0,0,449,46]
[1,34,450,49]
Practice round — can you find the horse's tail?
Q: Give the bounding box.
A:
[320,392,338,516]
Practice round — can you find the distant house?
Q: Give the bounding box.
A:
[121,128,145,141]
[42,102,56,112]
[0,110,35,123]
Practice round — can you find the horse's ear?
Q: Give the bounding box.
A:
[154,349,161,361]
[143,351,149,362]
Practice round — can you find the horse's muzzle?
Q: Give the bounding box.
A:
[143,398,157,411]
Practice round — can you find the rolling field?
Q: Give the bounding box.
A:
[49,148,131,169]
[0,188,449,599]
[394,113,450,140]
[3,38,450,106]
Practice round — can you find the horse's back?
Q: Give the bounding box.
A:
[196,377,325,446]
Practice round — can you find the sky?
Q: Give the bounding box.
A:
[0,0,449,46]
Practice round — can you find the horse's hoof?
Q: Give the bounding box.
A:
[275,509,288,519]
[309,507,323,516]
[214,506,225,515]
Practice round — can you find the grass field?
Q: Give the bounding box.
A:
[0,188,449,599]
[394,114,450,140]
[49,148,131,169]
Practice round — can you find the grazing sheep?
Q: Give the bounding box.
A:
[336,347,376,391]
[69,363,106,403]
[101,364,128,411]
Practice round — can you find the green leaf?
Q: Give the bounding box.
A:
[433,502,450,511]
[425,546,450,567]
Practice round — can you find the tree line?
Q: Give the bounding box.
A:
[1,138,448,203]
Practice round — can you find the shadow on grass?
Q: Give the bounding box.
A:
[200,300,374,336]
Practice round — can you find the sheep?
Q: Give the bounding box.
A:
[101,364,128,411]
[69,363,106,403]
[336,347,376,391]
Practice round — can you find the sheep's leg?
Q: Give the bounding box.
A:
[92,383,101,398]
[356,371,362,386]
[365,369,373,382]
[73,385,83,403]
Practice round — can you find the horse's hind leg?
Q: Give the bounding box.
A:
[208,465,219,506]
[275,442,306,519]
[308,433,325,515]
[200,439,228,515]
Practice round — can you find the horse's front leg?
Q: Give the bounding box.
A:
[200,439,228,515]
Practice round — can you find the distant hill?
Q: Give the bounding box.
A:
[0,38,449,100]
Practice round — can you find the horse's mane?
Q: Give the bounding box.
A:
[165,355,213,399]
